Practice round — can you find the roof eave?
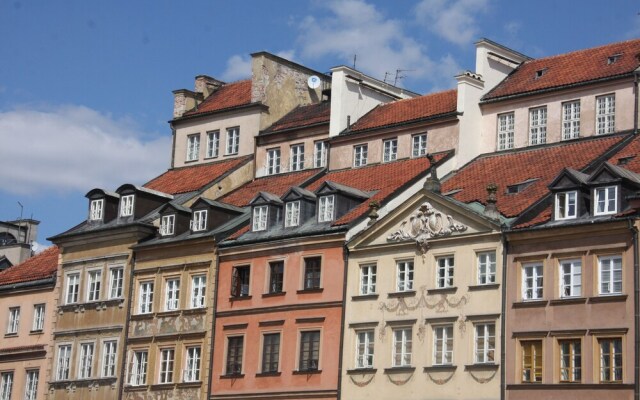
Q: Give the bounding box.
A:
[169,102,267,124]
[339,111,461,138]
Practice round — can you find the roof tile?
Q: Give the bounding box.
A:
[182,80,252,117]
[262,102,331,134]
[0,246,58,286]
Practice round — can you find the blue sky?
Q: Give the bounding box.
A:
[1,0,637,248]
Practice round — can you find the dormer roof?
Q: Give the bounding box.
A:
[115,183,173,199]
[195,198,246,214]
[85,188,119,200]
[282,186,316,202]
[587,162,640,186]
[157,202,191,215]
[315,181,371,199]
[548,168,589,190]
[249,191,284,206]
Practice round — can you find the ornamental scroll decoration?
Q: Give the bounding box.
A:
[387,202,468,253]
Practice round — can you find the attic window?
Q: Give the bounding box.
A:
[617,155,635,166]
[608,54,622,65]
[89,199,104,220]
[506,179,538,194]
[535,68,547,79]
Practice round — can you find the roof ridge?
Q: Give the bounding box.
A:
[378,88,457,107]
[522,38,640,65]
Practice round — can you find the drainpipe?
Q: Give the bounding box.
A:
[635,72,640,135]
[629,219,639,400]
[206,246,221,400]
[118,251,137,400]
[170,122,177,169]
[500,232,508,400]
[336,244,350,400]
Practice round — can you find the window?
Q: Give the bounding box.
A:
[521,340,542,382]
[392,328,412,367]
[120,194,134,217]
[0,372,12,400]
[226,336,243,375]
[522,263,543,300]
[109,267,124,299]
[160,215,175,236]
[102,340,117,377]
[412,134,427,157]
[32,304,45,331]
[87,270,102,302]
[285,201,300,227]
[396,261,414,292]
[190,275,206,308]
[599,338,622,382]
[226,127,239,155]
[252,205,268,231]
[165,278,180,311]
[497,112,515,150]
[206,130,220,158]
[360,264,377,295]
[475,323,495,363]
[231,266,250,297]
[559,339,581,382]
[356,330,374,368]
[159,348,174,383]
[299,331,320,371]
[353,144,368,167]
[599,255,622,295]
[383,139,398,162]
[318,195,335,222]
[262,333,280,373]
[89,199,103,221]
[290,144,305,171]
[56,344,71,380]
[314,141,328,168]
[269,261,284,294]
[266,148,281,175]
[594,186,617,215]
[436,256,454,288]
[560,259,582,298]
[24,370,38,400]
[562,101,580,140]
[477,252,496,285]
[129,350,148,386]
[184,347,201,382]
[78,342,94,379]
[596,95,615,135]
[303,257,321,290]
[139,281,154,314]
[65,273,80,304]
[433,325,453,365]
[186,134,200,161]
[6,307,19,334]
[192,210,207,231]
[529,107,547,145]
[556,191,577,220]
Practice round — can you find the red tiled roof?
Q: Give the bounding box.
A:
[512,206,552,229]
[220,169,323,207]
[307,153,449,226]
[442,135,627,218]
[484,39,640,101]
[0,246,58,286]
[349,90,458,132]
[262,102,331,134]
[182,80,252,117]
[608,135,640,173]
[144,156,252,195]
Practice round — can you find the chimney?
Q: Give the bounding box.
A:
[423,154,441,193]
[172,89,203,119]
[195,75,224,98]
[483,183,500,220]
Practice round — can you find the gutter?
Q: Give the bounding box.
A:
[118,252,136,400]
[335,111,460,139]
[206,247,220,400]
[336,244,349,400]
[0,276,55,292]
[500,232,508,400]
[169,102,267,124]
[630,219,640,400]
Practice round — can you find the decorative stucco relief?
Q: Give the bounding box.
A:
[131,313,205,337]
[387,202,468,253]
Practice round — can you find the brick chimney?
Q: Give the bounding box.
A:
[172,89,202,119]
[195,75,224,98]
[483,183,500,220]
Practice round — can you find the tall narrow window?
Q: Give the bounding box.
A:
[356,330,374,369]
[436,256,454,288]
[599,255,622,295]
[412,134,427,157]
[556,191,577,220]
[396,261,414,292]
[599,338,622,382]
[252,205,268,231]
[206,130,220,158]
[269,261,284,294]
[139,282,154,314]
[120,194,134,217]
[78,342,94,379]
[89,199,104,221]
[314,141,328,168]
[285,201,300,227]
[184,347,201,382]
[87,270,102,302]
[477,252,496,284]
[56,345,71,380]
[318,195,335,222]
[266,148,281,175]
[475,323,495,363]
[560,260,582,298]
[596,95,615,135]
[65,273,80,304]
[160,215,175,236]
[303,257,321,290]
[562,101,580,139]
[159,348,174,383]
[262,333,281,373]
[393,328,412,367]
[497,112,515,150]
[521,340,542,382]
[186,134,200,161]
[383,139,398,162]
[24,370,38,400]
[102,340,117,377]
[522,263,543,300]
[226,337,243,375]
[190,275,206,309]
[0,372,12,400]
[32,304,45,331]
[559,339,581,382]
[529,107,547,145]
[192,210,207,231]
[109,267,124,299]
[360,264,377,295]
[129,350,148,386]
[299,331,320,371]
[226,127,239,155]
[164,278,180,311]
[353,144,368,167]
[595,186,617,215]
[6,307,19,334]
[290,144,305,171]
[231,266,250,297]
[433,325,453,365]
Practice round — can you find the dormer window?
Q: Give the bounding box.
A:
[318,195,335,222]
[594,186,617,215]
[608,54,622,65]
[192,210,207,231]
[120,195,134,217]
[90,199,104,220]
[160,215,175,236]
[535,68,547,79]
[285,201,300,227]
[253,205,268,231]
[555,191,577,220]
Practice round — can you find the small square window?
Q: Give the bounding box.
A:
[594,186,617,215]
[556,191,577,220]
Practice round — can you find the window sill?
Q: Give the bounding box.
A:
[220,374,244,379]
[29,330,43,335]
[293,369,321,375]
[427,286,458,295]
[549,297,587,306]
[150,383,175,390]
[4,333,17,338]
[262,292,286,298]
[184,159,199,164]
[297,288,323,294]
[255,372,281,377]
[423,365,457,372]
[123,384,149,391]
[512,300,548,308]
[182,307,207,315]
[156,310,181,317]
[588,294,627,303]
[384,366,415,374]
[229,295,252,301]
[464,363,499,371]
[177,381,202,388]
[388,290,416,298]
[468,283,500,291]
[131,313,155,320]
[346,368,376,375]
[351,294,379,301]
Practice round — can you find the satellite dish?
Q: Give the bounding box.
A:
[307,75,321,89]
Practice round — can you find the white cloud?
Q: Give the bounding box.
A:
[220,54,253,82]
[0,105,171,196]
[415,0,489,46]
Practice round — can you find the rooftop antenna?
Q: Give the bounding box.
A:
[383,72,392,83]
[17,201,23,243]
[353,54,357,70]
[394,69,414,86]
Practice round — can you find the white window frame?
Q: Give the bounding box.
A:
[559,259,582,298]
[65,272,80,304]
[285,201,300,228]
[191,210,207,232]
[355,330,374,369]
[160,214,175,236]
[252,205,268,231]
[392,328,412,367]
[314,141,328,168]
[599,255,622,295]
[436,256,454,288]
[266,148,281,175]
[596,94,615,135]
[594,186,617,216]
[24,369,38,400]
[86,269,102,302]
[353,144,368,167]
[226,127,239,155]
[77,342,94,379]
[477,251,496,285]
[55,344,72,381]
[101,340,118,378]
[497,112,515,150]
[108,266,124,299]
[522,263,543,300]
[360,264,377,295]
[138,281,154,314]
[0,372,12,400]
[396,261,414,292]
[186,134,200,161]
[290,144,305,171]
[128,350,148,386]
[89,199,104,221]
[529,107,547,145]
[6,307,19,334]
[562,100,580,140]
[433,325,454,365]
[206,130,220,158]
[164,278,180,311]
[120,194,134,217]
[412,134,427,157]
[556,191,577,220]
[318,195,335,222]
[475,323,496,364]
[159,348,175,384]
[190,275,206,309]
[183,346,201,382]
[383,138,398,162]
[32,304,45,331]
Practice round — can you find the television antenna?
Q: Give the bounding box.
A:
[394,69,414,86]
